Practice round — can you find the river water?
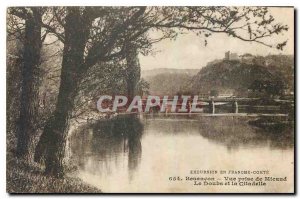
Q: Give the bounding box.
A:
[68,113,294,193]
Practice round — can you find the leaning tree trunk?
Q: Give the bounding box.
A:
[125,45,140,99]
[16,9,42,162]
[34,8,88,177]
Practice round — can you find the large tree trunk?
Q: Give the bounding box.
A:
[16,9,42,162]
[125,45,140,99]
[34,8,88,177]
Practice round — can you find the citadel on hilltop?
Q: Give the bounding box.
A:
[224,51,255,63]
[208,51,290,66]
[224,51,238,60]
[207,51,246,66]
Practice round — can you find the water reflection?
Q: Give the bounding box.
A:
[69,114,294,192]
[127,132,142,181]
[141,114,293,150]
[196,116,294,151]
[70,115,143,182]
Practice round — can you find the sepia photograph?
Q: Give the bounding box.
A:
[6,5,295,194]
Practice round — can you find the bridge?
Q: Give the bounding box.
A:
[141,97,294,114]
[197,97,260,114]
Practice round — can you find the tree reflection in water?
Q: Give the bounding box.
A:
[69,114,143,182]
[141,114,294,151]
[197,116,294,151]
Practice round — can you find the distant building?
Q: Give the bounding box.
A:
[225,51,230,60]
[240,53,253,59]
[224,51,239,61]
[240,53,255,64]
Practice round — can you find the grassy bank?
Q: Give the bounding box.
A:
[6,153,101,193]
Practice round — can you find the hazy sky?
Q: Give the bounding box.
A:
[139,7,294,71]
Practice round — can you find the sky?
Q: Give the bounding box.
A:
[139,7,294,71]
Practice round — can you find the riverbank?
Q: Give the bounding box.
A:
[6,153,101,193]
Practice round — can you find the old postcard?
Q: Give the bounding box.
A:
[6,6,294,193]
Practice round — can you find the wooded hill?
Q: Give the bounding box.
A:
[191,54,294,96]
[143,54,294,97]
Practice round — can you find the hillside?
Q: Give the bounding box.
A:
[141,55,294,97]
[144,73,194,95]
[141,68,199,78]
[142,68,199,95]
[191,55,294,96]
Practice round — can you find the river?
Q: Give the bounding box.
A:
[68,113,294,193]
